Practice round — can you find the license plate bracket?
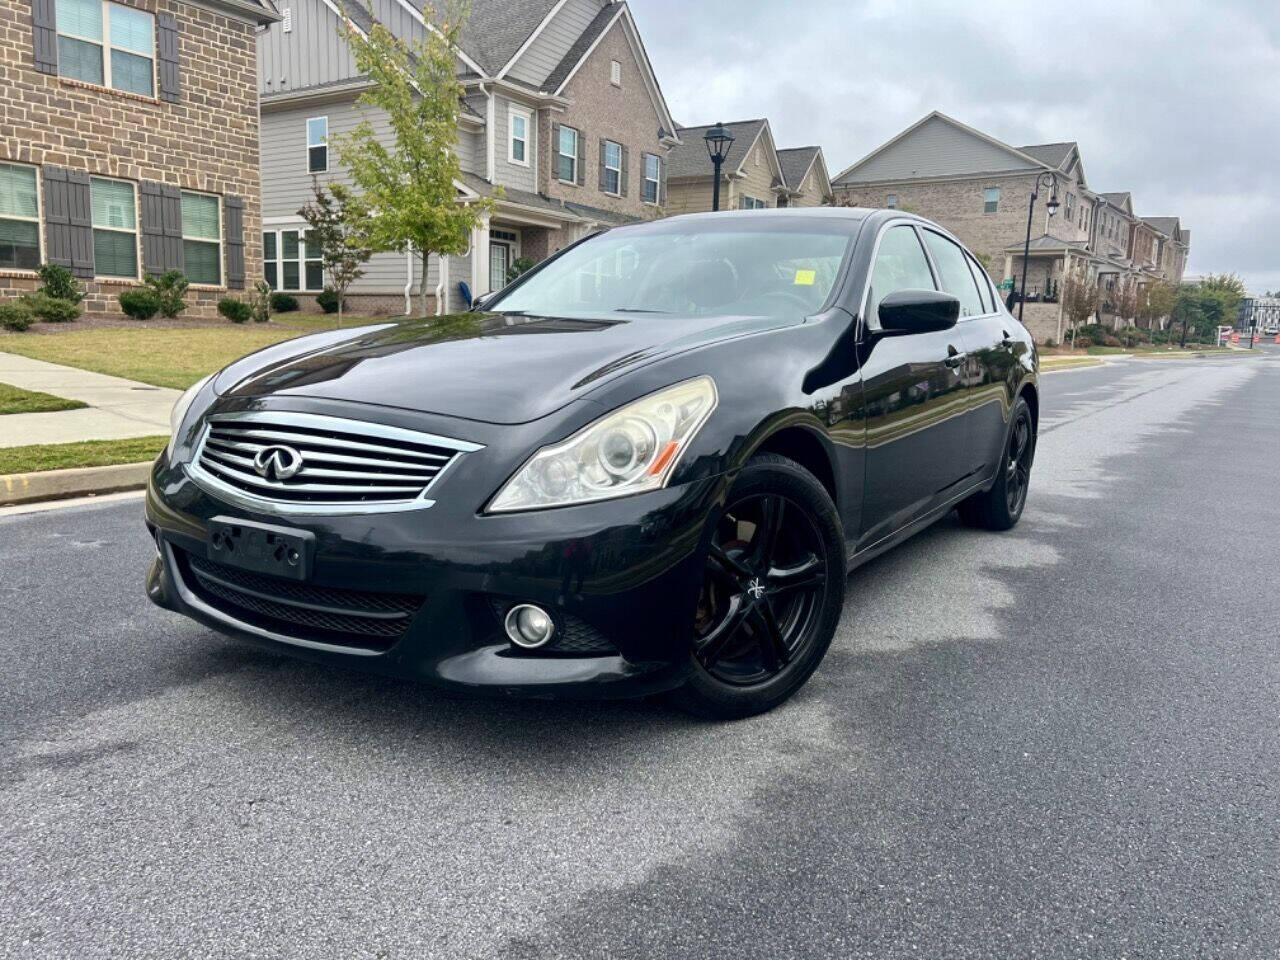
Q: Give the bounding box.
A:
[207,517,314,581]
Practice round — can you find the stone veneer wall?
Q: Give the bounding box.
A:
[0,0,263,317]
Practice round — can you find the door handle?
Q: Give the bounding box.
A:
[944,346,967,368]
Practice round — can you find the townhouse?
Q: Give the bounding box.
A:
[664,118,832,214]
[1,0,278,314]
[831,112,1190,343]
[257,0,679,313]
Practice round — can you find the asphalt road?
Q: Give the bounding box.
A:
[3,353,1278,959]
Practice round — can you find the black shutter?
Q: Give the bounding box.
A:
[43,167,94,278]
[224,194,245,289]
[576,129,586,187]
[140,181,166,275]
[32,0,58,74]
[658,155,667,205]
[620,145,629,198]
[161,185,184,274]
[157,12,180,103]
[550,122,560,180]
[597,139,606,191]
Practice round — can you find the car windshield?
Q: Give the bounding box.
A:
[488,218,856,320]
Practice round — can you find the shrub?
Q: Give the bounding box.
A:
[1073,336,1093,349]
[1042,338,1057,349]
[37,263,84,304]
[269,292,299,313]
[316,287,339,314]
[248,281,271,323]
[20,291,81,323]
[143,270,188,318]
[118,287,161,320]
[1102,335,1122,348]
[217,297,252,323]
[0,301,33,332]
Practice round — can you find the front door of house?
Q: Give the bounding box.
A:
[489,229,518,291]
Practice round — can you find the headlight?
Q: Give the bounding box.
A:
[165,374,214,461]
[486,376,718,512]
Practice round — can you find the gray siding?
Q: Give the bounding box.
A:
[369,0,427,45]
[492,95,536,192]
[258,0,359,96]
[836,115,1038,185]
[506,0,603,88]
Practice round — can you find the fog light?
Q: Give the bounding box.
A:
[504,604,555,649]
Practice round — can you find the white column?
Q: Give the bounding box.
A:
[474,212,492,298]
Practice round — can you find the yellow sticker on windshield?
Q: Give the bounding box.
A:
[794,269,816,286]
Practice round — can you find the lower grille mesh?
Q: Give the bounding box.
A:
[179,550,423,650]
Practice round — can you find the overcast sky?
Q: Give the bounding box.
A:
[631,0,1280,294]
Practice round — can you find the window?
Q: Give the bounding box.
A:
[57,0,154,96]
[923,230,984,317]
[965,253,994,314]
[738,196,767,209]
[886,193,897,209]
[602,140,621,195]
[508,107,529,166]
[1064,193,1074,221]
[641,153,660,205]
[610,59,621,86]
[557,125,578,183]
[90,177,137,278]
[180,191,221,285]
[307,117,328,173]
[0,162,41,271]
[867,225,935,321]
[263,228,323,291]
[983,187,1000,214]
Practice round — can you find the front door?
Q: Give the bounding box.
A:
[489,240,511,291]
[858,224,972,549]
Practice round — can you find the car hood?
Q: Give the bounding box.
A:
[214,311,792,424]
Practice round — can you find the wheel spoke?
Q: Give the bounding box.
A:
[768,554,825,596]
[695,595,749,669]
[707,544,750,583]
[752,496,785,568]
[750,603,790,671]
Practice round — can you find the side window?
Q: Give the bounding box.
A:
[965,253,994,313]
[307,117,328,173]
[867,225,935,322]
[922,230,984,318]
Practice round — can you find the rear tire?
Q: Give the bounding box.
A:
[958,396,1035,531]
[675,454,845,720]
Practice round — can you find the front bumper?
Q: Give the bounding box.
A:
[145,454,724,699]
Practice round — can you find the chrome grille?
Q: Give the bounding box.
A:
[189,411,481,511]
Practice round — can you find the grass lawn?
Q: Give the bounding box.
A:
[0,382,87,415]
[0,435,168,474]
[0,315,356,389]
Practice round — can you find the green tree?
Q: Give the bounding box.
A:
[338,0,494,317]
[298,182,374,326]
[1139,280,1177,331]
[1061,267,1101,348]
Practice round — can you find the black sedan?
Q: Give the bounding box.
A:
[146,208,1038,719]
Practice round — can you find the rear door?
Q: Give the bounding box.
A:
[858,223,972,548]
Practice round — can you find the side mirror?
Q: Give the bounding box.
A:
[878,289,960,334]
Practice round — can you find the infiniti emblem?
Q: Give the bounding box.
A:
[747,577,766,600]
[253,444,304,481]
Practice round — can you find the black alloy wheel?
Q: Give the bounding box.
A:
[677,454,845,719]
[957,395,1035,531]
[1005,411,1033,517]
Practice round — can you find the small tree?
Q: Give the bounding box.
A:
[338,0,494,317]
[1061,267,1101,348]
[298,183,373,325]
[1139,279,1177,332]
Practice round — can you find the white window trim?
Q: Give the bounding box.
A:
[0,161,43,272]
[507,105,530,167]
[557,125,579,184]
[307,116,329,174]
[180,189,223,287]
[57,0,157,97]
[603,140,622,196]
[641,153,660,206]
[89,174,140,280]
[609,59,621,86]
[263,226,325,293]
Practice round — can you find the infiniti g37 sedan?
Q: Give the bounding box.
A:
[146,208,1038,718]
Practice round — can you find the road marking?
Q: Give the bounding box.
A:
[0,489,145,518]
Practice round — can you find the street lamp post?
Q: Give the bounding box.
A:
[1017,171,1061,324]
[703,122,735,212]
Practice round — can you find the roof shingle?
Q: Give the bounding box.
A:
[776,146,820,191]
[667,119,766,179]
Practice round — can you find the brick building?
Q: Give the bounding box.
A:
[0,0,278,315]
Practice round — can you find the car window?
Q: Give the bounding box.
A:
[922,230,985,318]
[965,253,993,313]
[867,225,935,322]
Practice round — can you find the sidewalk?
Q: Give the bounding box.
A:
[0,352,180,448]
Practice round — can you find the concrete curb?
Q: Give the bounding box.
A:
[0,461,152,506]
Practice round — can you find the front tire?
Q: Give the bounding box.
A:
[675,454,845,720]
[958,395,1035,531]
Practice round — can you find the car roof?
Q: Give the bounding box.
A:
[660,207,873,226]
